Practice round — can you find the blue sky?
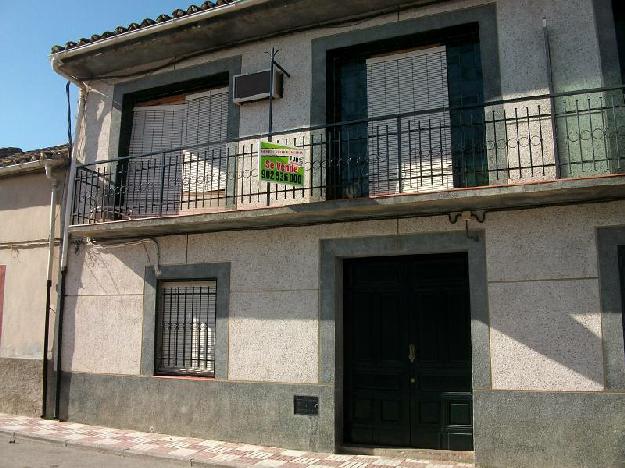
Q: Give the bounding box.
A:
[0,0,187,151]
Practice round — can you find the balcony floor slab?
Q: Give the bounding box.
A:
[68,174,625,240]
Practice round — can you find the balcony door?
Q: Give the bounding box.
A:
[328,27,486,199]
[121,85,229,218]
[366,45,453,195]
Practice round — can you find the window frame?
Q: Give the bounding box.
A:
[324,23,486,198]
[119,72,230,159]
[108,55,241,161]
[142,263,231,380]
[612,0,625,82]
[326,23,481,125]
[155,279,218,378]
[119,82,232,218]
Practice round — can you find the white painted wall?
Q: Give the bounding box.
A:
[64,200,625,392]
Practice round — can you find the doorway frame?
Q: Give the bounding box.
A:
[319,231,491,450]
[596,226,625,390]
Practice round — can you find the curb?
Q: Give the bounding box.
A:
[0,429,236,467]
[0,423,474,468]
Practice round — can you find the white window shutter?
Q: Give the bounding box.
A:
[123,86,230,217]
[366,46,453,194]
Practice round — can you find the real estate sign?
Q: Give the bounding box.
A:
[258,141,305,187]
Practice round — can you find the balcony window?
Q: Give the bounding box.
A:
[365,45,452,194]
[122,86,229,218]
[327,29,486,199]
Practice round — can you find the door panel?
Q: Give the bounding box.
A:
[344,259,410,447]
[344,254,472,450]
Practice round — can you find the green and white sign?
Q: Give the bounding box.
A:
[259,141,305,187]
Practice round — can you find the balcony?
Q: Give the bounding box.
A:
[70,87,625,239]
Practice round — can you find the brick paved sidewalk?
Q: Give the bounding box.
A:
[0,413,473,468]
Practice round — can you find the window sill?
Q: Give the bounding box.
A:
[154,374,215,382]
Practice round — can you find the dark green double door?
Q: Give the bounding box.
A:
[344,253,473,451]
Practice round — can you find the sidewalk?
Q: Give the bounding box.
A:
[0,413,474,467]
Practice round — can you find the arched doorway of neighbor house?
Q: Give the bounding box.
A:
[342,252,473,451]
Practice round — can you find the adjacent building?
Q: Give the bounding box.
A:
[0,145,68,416]
[46,1,625,466]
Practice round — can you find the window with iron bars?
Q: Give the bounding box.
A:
[155,281,216,377]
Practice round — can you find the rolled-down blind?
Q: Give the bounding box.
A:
[182,88,229,198]
[128,104,186,157]
[366,45,452,194]
[123,86,229,217]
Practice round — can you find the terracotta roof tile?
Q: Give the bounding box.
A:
[0,145,70,168]
[50,1,238,54]
[156,14,172,23]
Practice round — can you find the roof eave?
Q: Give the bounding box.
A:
[50,0,271,81]
[0,158,68,179]
[51,0,448,82]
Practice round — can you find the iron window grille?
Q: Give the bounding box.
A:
[155,280,216,377]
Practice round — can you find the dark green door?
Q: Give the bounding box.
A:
[344,254,473,450]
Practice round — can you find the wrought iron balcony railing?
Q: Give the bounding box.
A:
[72,86,625,225]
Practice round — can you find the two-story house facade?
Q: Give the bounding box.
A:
[49,1,625,466]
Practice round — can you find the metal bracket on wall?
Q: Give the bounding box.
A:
[448,210,486,242]
[265,46,291,206]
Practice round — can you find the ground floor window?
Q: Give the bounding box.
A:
[155,280,217,377]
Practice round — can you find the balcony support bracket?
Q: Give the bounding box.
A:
[448,210,486,242]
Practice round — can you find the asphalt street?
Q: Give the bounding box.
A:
[0,433,187,468]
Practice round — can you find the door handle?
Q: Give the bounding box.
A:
[408,344,416,363]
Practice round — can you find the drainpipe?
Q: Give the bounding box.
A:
[543,17,561,178]
[41,161,60,418]
[52,80,86,420]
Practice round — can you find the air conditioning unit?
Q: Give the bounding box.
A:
[233,69,284,105]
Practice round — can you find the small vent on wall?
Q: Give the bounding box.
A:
[233,69,284,105]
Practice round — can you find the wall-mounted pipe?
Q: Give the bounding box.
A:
[543,16,561,178]
[41,162,59,418]
[52,80,86,420]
